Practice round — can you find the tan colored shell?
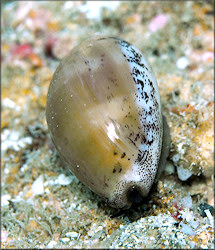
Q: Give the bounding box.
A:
[46,35,165,209]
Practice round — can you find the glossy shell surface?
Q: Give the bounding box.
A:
[46,35,163,209]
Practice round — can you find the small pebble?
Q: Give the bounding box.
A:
[55,174,74,185]
[88,230,95,237]
[2,129,32,153]
[152,219,161,228]
[47,240,57,248]
[204,209,214,228]
[20,163,28,172]
[180,222,196,236]
[1,194,11,206]
[60,237,70,243]
[164,161,175,175]
[1,231,8,243]
[181,195,192,209]
[176,166,193,181]
[148,14,168,32]
[189,218,199,229]
[176,57,189,69]
[79,1,120,19]
[32,175,44,195]
[202,51,214,61]
[65,232,79,238]
[2,98,16,109]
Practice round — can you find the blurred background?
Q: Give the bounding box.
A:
[1,1,214,249]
